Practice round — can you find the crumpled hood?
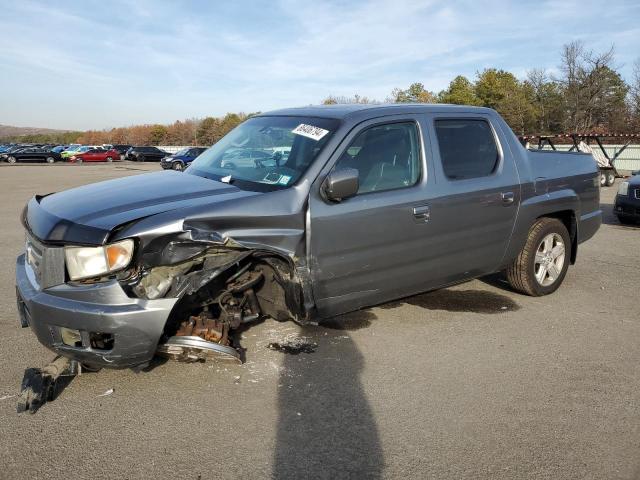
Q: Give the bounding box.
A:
[26,170,260,244]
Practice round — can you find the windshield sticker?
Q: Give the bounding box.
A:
[292,124,329,141]
[278,175,291,185]
[262,172,282,184]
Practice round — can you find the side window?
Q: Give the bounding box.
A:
[434,119,499,180]
[334,122,421,194]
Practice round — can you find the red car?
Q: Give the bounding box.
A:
[69,148,120,163]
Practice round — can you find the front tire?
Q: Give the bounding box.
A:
[106,156,113,162]
[137,154,145,162]
[506,218,571,296]
[46,156,55,164]
[7,156,16,164]
[600,172,607,187]
[172,161,184,171]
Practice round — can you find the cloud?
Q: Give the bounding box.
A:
[0,0,638,129]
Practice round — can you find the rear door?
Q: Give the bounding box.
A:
[424,113,521,277]
[84,149,98,161]
[19,148,38,162]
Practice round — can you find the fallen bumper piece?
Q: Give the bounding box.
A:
[17,355,77,414]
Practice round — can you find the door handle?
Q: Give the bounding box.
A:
[413,205,430,222]
[501,192,515,205]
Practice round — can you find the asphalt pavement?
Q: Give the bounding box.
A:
[0,163,638,479]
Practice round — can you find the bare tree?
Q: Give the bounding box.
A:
[557,41,623,131]
[322,94,377,105]
[631,59,640,128]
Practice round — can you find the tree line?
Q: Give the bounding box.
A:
[3,41,639,146]
[324,41,640,135]
[0,113,253,146]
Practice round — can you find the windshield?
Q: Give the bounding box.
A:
[188,116,339,191]
[174,148,189,156]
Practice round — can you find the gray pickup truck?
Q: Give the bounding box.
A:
[16,104,602,369]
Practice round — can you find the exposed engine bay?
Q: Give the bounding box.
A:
[122,241,307,364]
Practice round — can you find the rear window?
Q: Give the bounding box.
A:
[434,119,499,180]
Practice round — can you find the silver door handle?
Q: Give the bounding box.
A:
[501,192,515,204]
[413,205,430,222]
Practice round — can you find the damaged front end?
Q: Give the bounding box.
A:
[117,228,310,364]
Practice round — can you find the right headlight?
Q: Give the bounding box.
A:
[65,239,135,280]
[617,181,629,196]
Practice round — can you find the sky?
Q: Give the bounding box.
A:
[0,0,639,131]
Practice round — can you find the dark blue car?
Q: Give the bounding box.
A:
[160,147,207,171]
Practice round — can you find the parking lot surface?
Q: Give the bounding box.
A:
[0,163,638,479]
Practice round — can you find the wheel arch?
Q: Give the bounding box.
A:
[536,210,577,264]
[503,190,580,269]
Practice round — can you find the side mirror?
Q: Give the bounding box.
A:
[322,168,359,202]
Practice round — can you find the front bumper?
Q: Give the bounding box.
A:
[16,254,178,369]
[614,194,640,220]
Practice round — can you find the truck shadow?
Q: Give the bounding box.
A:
[272,326,384,479]
[378,285,519,314]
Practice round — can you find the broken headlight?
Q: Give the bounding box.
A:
[65,239,135,280]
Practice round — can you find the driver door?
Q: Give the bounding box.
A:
[308,117,435,317]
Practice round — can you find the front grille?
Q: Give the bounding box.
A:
[25,233,65,288]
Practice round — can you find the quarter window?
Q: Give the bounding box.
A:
[334,122,421,194]
[434,119,499,180]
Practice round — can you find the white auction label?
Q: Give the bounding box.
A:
[292,124,329,141]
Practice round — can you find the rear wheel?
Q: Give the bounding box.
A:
[605,171,616,187]
[506,218,571,296]
[46,156,55,164]
[600,172,607,187]
[172,161,184,171]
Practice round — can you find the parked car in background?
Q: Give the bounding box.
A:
[126,146,168,162]
[0,145,27,156]
[160,147,208,170]
[69,148,120,163]
[61,145,103,160]
[0,145,30,161]
[51,145,67,153]
[614,174,640,225]
[2,146,62,163]
[112,145,132,160]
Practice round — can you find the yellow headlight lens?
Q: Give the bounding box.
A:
[65,239,134,280]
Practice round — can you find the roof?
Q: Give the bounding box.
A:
[260,103,495,120]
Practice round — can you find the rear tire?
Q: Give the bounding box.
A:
[506,218,571,296]
[605,171,616,187]
[600,172,607,187]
